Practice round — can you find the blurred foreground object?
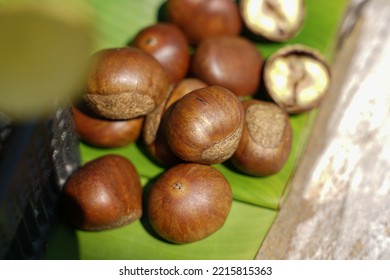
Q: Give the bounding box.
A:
[0,107,80,259]
[0,0,93,119]
[0,0,90,259]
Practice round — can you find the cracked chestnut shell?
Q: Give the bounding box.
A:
[72,105,144,148]
[132,23,190,83]
[191,36,263,97]
[83,47,169,119]
[230,99,292,176]
[62,155,143,231]
[167,0,242,45]
[165,85,244,165]
[147,163,232,243]
[240,0,306,42]
[263,44,331,113]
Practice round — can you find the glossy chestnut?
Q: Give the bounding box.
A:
[191,36,263,97]
[62,155,143,231]
[147,163,232,243]
[165,85,244,164]
[132,23,190,83]
[167,0,242,45]
[83,47,170,119]
[72,105,143,148]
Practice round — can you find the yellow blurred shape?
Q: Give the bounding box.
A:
[0,0,93,119]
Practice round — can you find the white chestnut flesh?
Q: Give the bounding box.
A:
[264,45,331,113]
[240,0,305,42]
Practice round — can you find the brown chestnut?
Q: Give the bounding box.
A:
[165,85,244,165]
[143,78,208,166]
[230,99,292,176]
[263,44,331,113]
[147,163,232,243]
[167,0,242,45]
[72,105,144,148]
[83,47,170,120]
[191,36,263,97]
[132,23,190,83]
[146,105,182,167]
[142,86,173,148]
[61,155,143,231]
[165,78,208,110]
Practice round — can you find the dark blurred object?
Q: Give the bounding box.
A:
[0,107,80,259]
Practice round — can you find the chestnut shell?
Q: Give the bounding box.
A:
[230,99,292,176]
[132,23,190,83]
[263,44,331,114]
[167,0,242,45]
[147,163,232,243]
[191,36,263,97]
[72,105,144,148]
[165,85,244,165]
[61,155,143,231]
[143,78,208,166]
[239,0,306,42]
[84,47,169,119]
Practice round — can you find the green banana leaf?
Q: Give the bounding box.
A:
[43,0,349,260]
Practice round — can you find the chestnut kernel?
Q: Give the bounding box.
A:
[132,23,190,83]
[83,47,169,120]
[167,0,242,45]
[72,105,144,148]
[230,99,292,176]
[263,44,331,113]
[62,155,143,231]
[147,163,232,243]
[240,0,306,42]
[191,36,263,97]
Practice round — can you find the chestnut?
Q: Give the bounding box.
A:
[230,99,292,176]
[240,0,306,42]
[132,23,190,83]
[191,36,263,97]
[83,47,169,120]
[165,85,244,165]
[143,78,208,166]
[72,105,144,148]
[166,0,242,45]
[165,78,208,109]
[142,86,173,148]
[147,163,232,243]
[263,44,331,113]
[146,105,182,167]
[61,155,143,231]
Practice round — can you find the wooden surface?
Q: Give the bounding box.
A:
[256,0,390,259]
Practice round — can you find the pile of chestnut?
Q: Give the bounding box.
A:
[62,0,331,244]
